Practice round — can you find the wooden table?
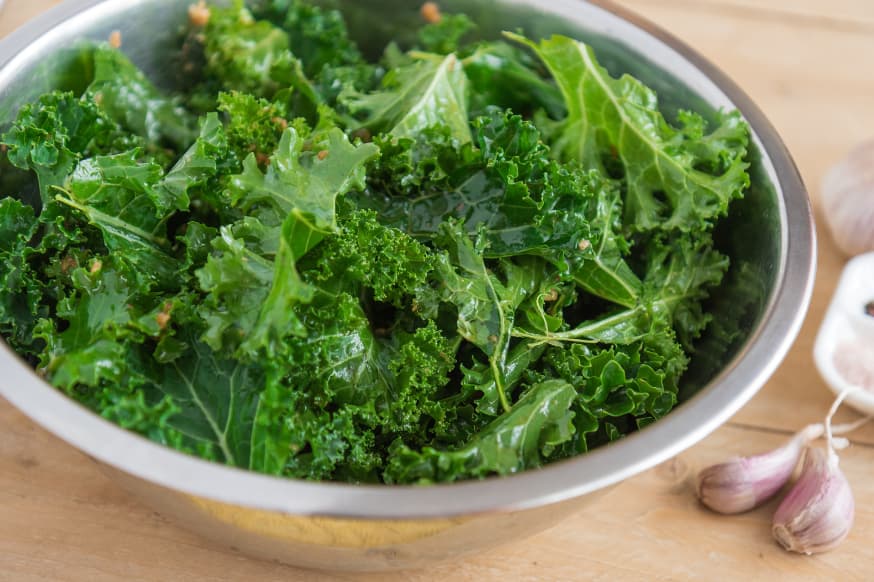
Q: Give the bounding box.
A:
[2,1,873,580]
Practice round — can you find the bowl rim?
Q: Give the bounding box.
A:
[0,0,816,519]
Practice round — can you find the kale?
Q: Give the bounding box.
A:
[507,33,750,232]
[0,2,749,484]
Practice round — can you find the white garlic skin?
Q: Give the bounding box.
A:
[695,426,818,514]
[772,447,854,555]
[821,140,874,257]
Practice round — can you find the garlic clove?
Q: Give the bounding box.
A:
[772,447,854,555]
[695,425,821,514]
[821,140,874,257]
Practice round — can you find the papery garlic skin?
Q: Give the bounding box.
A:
[772,447,854,555]
[696,425,820,514]
[821,140,874,257]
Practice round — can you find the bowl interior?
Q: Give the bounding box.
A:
[0,0,812,518]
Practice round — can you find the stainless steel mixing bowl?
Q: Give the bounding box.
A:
[0,0,815,572]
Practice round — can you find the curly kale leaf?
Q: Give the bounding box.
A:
[228,126,378,234]
[433,222,526,413]
[417,13,476,55]
[511,232,724,373]
[470,111,641,306]
[362,110,642,307]
[284,294,451,420]
[242,211,316,354]
[97,390,192,452]
[33,258,267,467]
[149,330,265,466]
[203,3,294,97]
[341,53,471,143]
[0,91,131,202]
[509,32,750,232]
[541,325,683,455]
[302,209,436,307]
[520,231,726,356]
[87,45,198,150]
[196,218,278,351]
[279,0,366,77]
[198,125,378,354]
[21,245,262,464]
[360,126,482,205]
[464,41,564,119]
[217,91,290,166]
[32,259,144,390]
[55,151,181,287]
[0,199,44,352]
[460,339,547,417]
[251,295,455,478]
[641,232,729,350]
[161,113,229,209]
[385,379,576,484]
[203,2,321,116]
[252,376,382,480]
[249,212,451,477]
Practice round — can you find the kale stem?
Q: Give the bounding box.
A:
[510,330,598,345]
[551,307,641,339]
[490,356,512,413]
[54,192,170,248]
[510,307,647,345]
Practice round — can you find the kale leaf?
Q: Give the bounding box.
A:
[341,53,472,143]
[87,45,199,151]
[199,123,378,354]
[385,379,576,483]
[508,33,750,232]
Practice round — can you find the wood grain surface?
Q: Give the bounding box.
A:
[2,0,873,580]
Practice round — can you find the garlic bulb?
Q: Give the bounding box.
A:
[772,447,854,555]
[821,140,874,257]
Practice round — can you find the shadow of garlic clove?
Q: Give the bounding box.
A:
[772,446,854,555]
[695,424,821,514]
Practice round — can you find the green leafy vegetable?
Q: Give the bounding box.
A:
[464,41,564,119]
[0,199,44,352]
[228,126,378,234]
[0,91,137,201]
[161,113,229,208]
[341,53,472,143]
[196,217,279,351]
[202,2,321,117]
[417,13,476,55]
[435,222,522,413]
[199,124,378,355]
[55,151,180,287]
[152,331,265,466]
[385,379,576,483]
[87,46,198,151]
[280,0,367,77]
[0,3,749,485]
[507,32,749,232]
[217,91,288,165]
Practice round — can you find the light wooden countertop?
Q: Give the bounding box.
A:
[2,1,874,580]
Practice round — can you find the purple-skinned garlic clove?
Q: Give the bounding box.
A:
[695,425,821,514]
[772,447,855,555]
